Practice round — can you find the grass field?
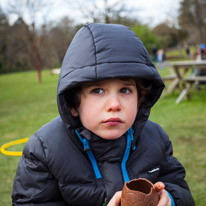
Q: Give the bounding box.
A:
[0,69,206,205]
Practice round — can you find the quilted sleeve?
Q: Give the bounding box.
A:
[12,134,65,206]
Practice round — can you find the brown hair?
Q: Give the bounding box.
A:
[135,79,152,107]
[65,78,152,111]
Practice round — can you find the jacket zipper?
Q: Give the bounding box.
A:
[75,130,102,179]
[121,127,134,183]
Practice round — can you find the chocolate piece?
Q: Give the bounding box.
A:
[121,178,159,206]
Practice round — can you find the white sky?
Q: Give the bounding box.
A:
[0,0,181,27]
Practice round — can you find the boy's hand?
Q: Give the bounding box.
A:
[154,182,171,206]
[107,191,122,206]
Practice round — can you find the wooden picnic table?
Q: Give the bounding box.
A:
[158,60,206,104]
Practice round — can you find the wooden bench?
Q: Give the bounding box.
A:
[162,74,177,81]
[158,60,206,103]
[184,76,206,82]
[175,75,206,104]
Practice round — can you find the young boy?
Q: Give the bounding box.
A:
[12,23,194,206]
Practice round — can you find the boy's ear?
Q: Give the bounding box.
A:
[70,108,79,117]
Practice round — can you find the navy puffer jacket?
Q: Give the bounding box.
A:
[12,23,195,206]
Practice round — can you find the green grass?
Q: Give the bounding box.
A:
[0,70,59,205]
[0,70,206,205]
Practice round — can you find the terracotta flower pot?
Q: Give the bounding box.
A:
[121,178,159,206]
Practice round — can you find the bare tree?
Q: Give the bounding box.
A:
[7,0,47,83]
[40,17,77,70]
[66,0,133,24]
[178,0,206,43]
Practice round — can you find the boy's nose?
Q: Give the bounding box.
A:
[106,95,121,112]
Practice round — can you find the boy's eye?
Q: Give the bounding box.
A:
[92,88,104,94]
[120,88,132,94]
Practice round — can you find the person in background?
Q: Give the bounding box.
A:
[157,49,165,62]
[200,43,206,60]
[151,45,158,62]
[185,44,191,59]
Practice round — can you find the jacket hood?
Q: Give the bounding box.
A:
[57,23,164,131]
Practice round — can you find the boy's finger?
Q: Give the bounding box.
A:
[107,191,122,206]
[154,182,165,192]
[157,189,171,206]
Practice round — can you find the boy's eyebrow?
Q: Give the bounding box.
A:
[83,82,102,88]
[120,80,136,86]
[121,82,136,86]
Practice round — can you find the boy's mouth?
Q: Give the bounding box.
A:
[103,118,123,126]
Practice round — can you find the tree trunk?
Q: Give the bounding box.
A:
[35,50,42,84]
[20,19,42,83]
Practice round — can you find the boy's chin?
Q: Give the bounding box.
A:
[97,131,124,140]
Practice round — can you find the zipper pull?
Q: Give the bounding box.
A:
[75,130,90,151]
[82,138,90,151]
[128,127,134,141]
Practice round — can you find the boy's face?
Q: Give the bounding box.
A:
[70,79,138,140]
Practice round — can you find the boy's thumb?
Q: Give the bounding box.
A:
[154,182,165,192]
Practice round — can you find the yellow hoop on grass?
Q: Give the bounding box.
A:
[0,137,29,156]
